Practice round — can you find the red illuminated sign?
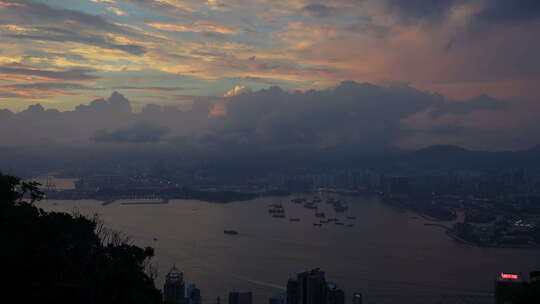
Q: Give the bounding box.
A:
[500,273,519,280]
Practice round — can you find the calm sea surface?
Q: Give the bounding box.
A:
[40,194,540,304]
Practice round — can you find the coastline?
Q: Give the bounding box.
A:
[378,195,540,250]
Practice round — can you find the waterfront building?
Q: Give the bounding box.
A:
[530,271,540,282]
[163,265,186,304]
[228,290,252,304]
[494,272,524,304]
[352,293,363,304]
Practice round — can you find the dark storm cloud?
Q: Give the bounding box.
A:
[93,123,170,143]
[384,0,461,24]
[430,95,508,118]
[214,81,441,149]
[0,0,131,34]
[303,4,336,18]
[2,82,101,91]
[0,83,516,150]
[126,0,196,19]
[75,91,132,114]
[0,65,98,81]
[0,1,150,55]
[113,86,194,92]
[228,76,286,86]
[385,0,540,26]
[476,0,540,24]
[0,92,22,98]
[6,33,146,55]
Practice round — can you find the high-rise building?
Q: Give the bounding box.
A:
[288,268,350,304]
[297,268,327,304]
[187,283,201,304]
[326,284,344,304]
[287,279,299,304]
[164,265,186,304]
[494,272,524,304]
[228,291,252,304]
[352,293,363,304]
[269,292,287,304]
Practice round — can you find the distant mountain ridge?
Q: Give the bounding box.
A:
[403,144,540,170]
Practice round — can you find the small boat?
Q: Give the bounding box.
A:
[224,230,239,235]
[334,205,347,212]
[291,198,306,203]
[153,237,158,241]
[304,202,317,209]
[313,223,322,227]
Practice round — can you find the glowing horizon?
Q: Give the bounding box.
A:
[0,0,538,112]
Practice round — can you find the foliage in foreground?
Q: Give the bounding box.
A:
[0,173,161,304]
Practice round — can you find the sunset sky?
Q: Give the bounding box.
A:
[0,0,539,112]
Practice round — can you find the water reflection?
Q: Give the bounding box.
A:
[41,194,540,304]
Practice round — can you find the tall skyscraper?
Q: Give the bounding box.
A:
[288,268,349,304]
[326,284,344,304]
[228,291,252,304]
[352,293,363,304]
[187,283,201,304]
[297,268,327,304]
[163,265,186,304]
[287,278,299,304]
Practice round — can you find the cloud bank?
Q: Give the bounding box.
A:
[0,81,526,152]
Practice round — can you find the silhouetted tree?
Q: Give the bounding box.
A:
[0,172,161,304]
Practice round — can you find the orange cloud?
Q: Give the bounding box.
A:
[0,1,26,7]
[224,85,251,97]
[107,7,126,16]
[209,101,227,117]
[146,22,237,34]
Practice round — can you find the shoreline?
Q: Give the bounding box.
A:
[378,196,540,250]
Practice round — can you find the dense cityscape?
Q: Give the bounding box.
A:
[160,266,540,304]
[35,153,540,249]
